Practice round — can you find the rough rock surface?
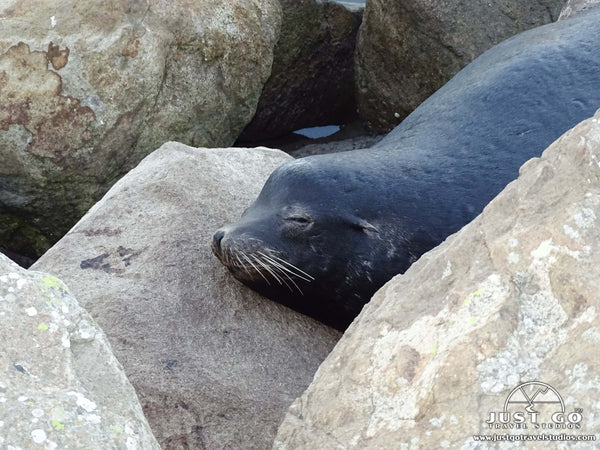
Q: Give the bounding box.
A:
[274,110,600,448]
[287,132,383,158]
[33,142,341,449]
[0,0,281,263]
[0,253,159,449]
[355,0,566,132]
[336,2,365,13]
[559,0,600,18]
[238,0,362,142]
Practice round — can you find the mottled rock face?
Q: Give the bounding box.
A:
[0,253,160,449]
[0,42,95,161]
[238,0,362,142]
[32,143,340,449]
[559,0,600,18]
[0,0,281,263]
[355,0,566,132]
[274,110,600,448]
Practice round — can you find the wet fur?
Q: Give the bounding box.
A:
[213,10,600,330]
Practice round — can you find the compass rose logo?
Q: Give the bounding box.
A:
[504,381,564,416]
[485,380,583,429]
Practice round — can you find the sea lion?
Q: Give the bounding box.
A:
[212,8,600,330]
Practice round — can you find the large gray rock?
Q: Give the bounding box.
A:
[33,142,341,449]
[355,0,566,132]
[0,0,281,263]
[274,110,600,448]
[559,0,600,18]
[238,0,362,142]
[0,253,159,449]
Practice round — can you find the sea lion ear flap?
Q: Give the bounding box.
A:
[351,217,379,234]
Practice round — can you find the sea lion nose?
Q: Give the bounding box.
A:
[211,229,225,255]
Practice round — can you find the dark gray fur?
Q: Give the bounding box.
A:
[213,9,600,329]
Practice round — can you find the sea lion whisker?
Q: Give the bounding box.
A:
[277,266,305,295]
[234,254,249,274]
[273,257,315,281]
[269,262,305,294]
[252,254,296,293]
[240,252,271,286]
[263,259,306,295]
[257,252,314,282]
[262,253,315,281]
[251,254,283,285]
[259,255,305,294]
[263,257,310,282]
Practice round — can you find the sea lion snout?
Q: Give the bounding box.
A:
[211,229,225,256]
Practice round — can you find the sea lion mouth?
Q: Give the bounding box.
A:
[211,233,314,294]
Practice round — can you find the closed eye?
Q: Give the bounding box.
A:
[285,215,312,225]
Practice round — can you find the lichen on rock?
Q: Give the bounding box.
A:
[0,0,282,263]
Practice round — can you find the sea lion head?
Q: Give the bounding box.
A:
[212,156,423,329]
